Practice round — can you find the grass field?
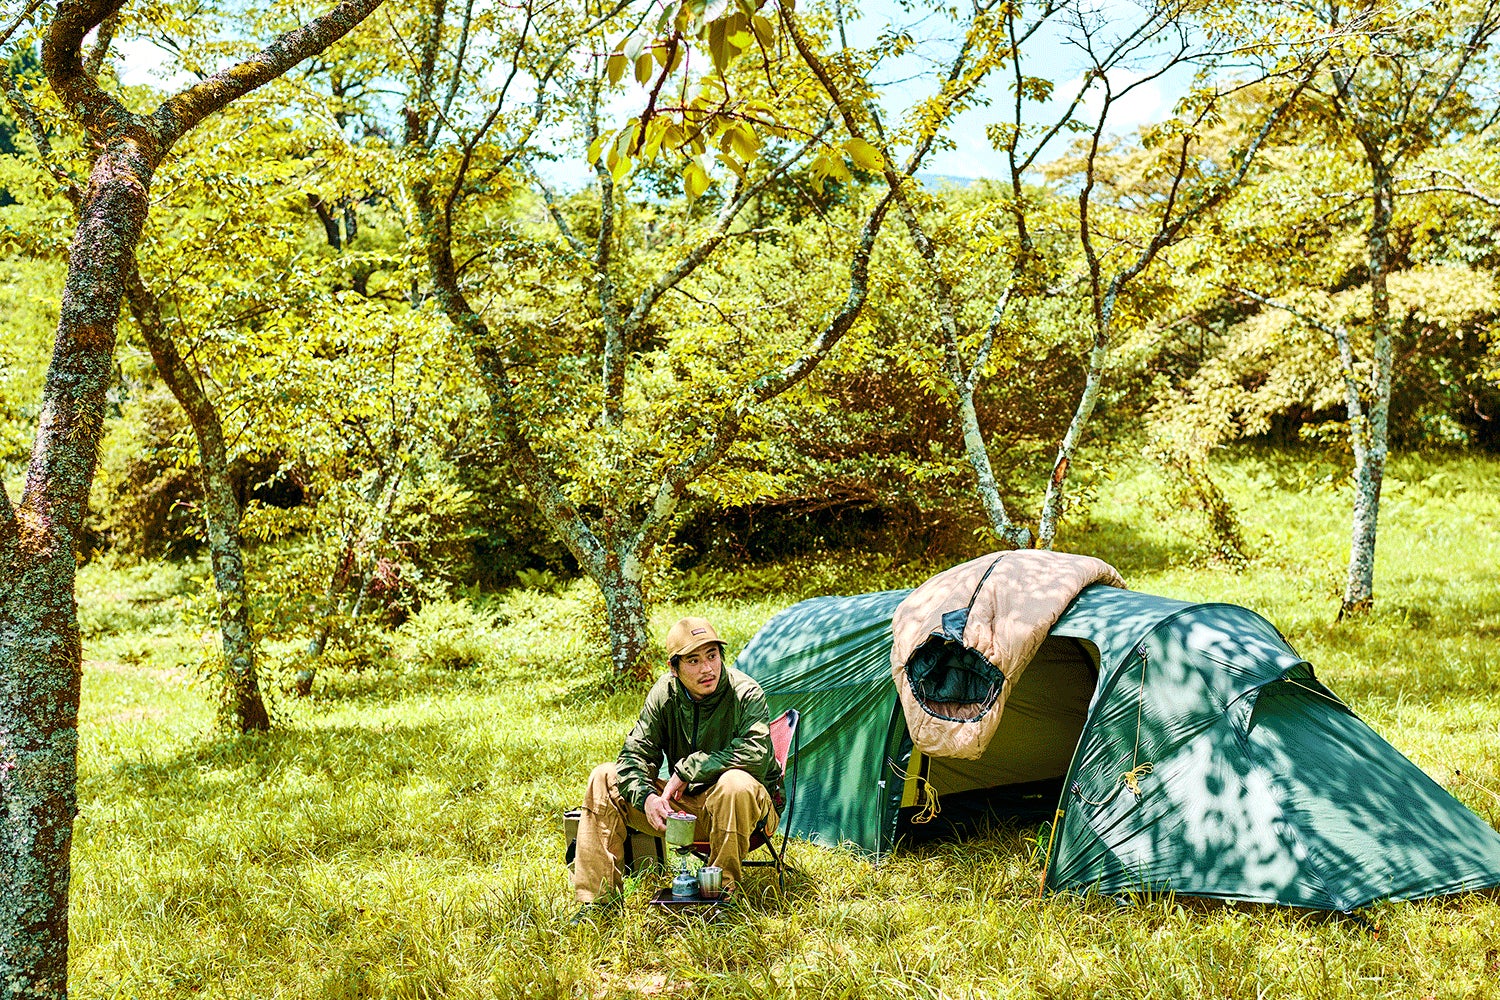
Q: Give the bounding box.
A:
[69,448,1500,999]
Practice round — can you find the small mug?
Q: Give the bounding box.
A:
[697,866,723,899]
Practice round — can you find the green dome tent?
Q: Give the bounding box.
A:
[735,582,1500,909]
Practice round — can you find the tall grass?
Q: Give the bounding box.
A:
[70,449,1500,998]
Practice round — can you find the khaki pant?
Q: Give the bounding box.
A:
[573,763,778,903]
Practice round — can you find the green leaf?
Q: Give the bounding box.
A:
[751,15,775,48]
[728,122,760,161]
[643,118,667,160]
[606,52,627,86]
[610,137,632,182]
[708,18,729,73]
[635,52,655,85]
[683,160,710,200]
[717,152,746,179]
[842,137,884,172]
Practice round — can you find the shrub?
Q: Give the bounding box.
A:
[393,598,498,671]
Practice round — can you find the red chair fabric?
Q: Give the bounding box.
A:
[691,708,800,887]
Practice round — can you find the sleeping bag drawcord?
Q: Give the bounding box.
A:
[888,760,942,824]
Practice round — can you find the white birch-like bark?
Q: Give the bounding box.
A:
[1036,52,1317,548]
[1341,163,1393,617]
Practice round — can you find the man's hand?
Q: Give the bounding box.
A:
[661,774,687,807]
[644,792,672,833]
[645,775,689,832]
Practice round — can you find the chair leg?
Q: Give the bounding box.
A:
[761,835,786,890]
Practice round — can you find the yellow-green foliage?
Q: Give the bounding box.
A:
[0,257,62,471]
[1171,265,1500,447]
[70,451,1500,999]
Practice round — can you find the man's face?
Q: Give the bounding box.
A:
[676,644,722,700]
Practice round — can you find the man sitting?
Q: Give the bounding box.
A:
[572,617,783,915]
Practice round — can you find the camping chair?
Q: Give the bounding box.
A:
[690,707,801,890]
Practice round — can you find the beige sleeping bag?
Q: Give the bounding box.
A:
[890,550,1124,759]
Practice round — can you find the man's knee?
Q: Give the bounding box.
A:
[583,762,621,810]
[707,768,763,801]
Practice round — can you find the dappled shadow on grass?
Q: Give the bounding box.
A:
[1065,518,1201,580]
[550,669,655,711]
[297,668,423,708]
[87,719,459,807]
[302,663,515,708]
[78,713,595,874]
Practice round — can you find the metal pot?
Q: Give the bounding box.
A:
[664,811,697,848]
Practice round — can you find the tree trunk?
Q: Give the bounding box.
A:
[1341,164,1394,619]
[295,543,354,696]
[1,136,156,1000]
[0,555,81,1000]
[294,423,406,696]
[600,554,650,679]
[886,189,1031,550]
[4,0,390,991]
[1037,302,1113,549]
[957,386,1032,549]
[126,273,268,731]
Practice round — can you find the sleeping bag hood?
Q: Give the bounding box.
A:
[890,550,1124,759]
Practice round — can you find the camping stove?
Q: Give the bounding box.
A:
[664,811,700,896]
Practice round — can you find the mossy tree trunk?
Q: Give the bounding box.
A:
[1339,162,1393,618]
[124,272,269,730]
[0,131,151,1000]
[0,1,387,994]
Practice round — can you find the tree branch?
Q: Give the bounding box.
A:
[410,169,607,579]
[530,168,587,253]
[630,180,898,559]
[619,122,831,334]
[0,68,84,206]
[0,0,44,48]
[42,0,132,143]
[1231,284,1366,426]
[151,0,387,149]
[1395,182,1500,207]
[82,7,120,77]
[1396,167,1500,207]
[439,0,476,120]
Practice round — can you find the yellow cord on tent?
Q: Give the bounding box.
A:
[1126,649,1152,797]
[888,761,942,824]
[1074,647,1155,807]
[1121,762,1154,796]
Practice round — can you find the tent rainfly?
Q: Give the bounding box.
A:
[734,552,1500,910]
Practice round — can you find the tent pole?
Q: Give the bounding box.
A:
[1038,808,1064,899]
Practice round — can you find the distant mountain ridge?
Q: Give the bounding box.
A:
[917,172,980,189]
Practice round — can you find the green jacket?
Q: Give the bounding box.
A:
[616,665,784,811]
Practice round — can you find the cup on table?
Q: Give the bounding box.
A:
[697,866,723,899]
